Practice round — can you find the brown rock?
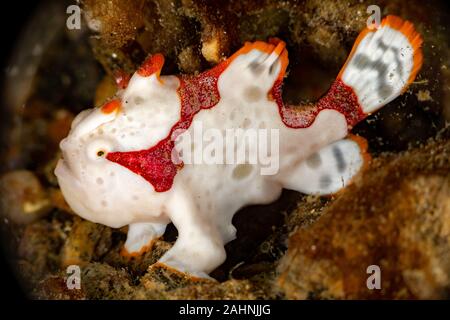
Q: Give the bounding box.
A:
[278,134,450,299]
[33,275,86,300]
[82,0,146,49]
[102,237,171,275]
[139,263,271,299]
[18,220,63,287]
[0,170,52,225]
[169,279,266,300]
[60,218,106,267]
[81,263,135,299]
[178,46,202,74]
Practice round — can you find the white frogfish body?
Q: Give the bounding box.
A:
[55,16,422,278]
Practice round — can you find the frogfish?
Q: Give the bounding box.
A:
[55,15,423,278]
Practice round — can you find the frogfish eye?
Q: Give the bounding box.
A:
[86,139,114,161]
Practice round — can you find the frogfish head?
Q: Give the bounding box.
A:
[54,101,167,228]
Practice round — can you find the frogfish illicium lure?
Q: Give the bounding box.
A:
[55,16,423,278]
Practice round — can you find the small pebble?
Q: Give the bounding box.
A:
[0,170,52,224]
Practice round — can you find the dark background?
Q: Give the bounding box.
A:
[0,0,40,301]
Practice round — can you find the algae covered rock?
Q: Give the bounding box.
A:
[60,218,107,267]
[17,220,64,289]
[278,131,450,299]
